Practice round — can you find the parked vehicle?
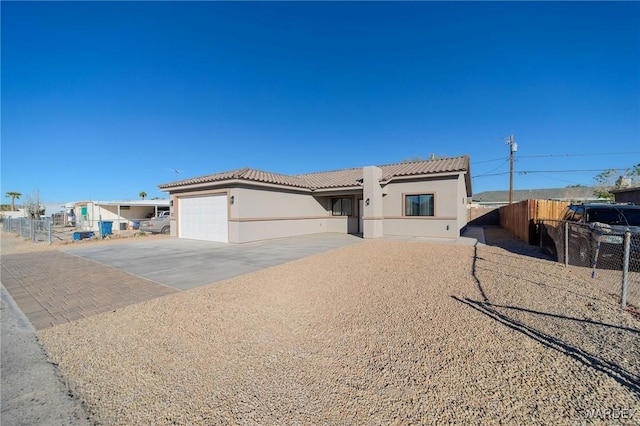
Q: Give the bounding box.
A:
[560,203,640,270]
[140,212,171,234]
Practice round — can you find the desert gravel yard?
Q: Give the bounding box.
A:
[38,235,640,424]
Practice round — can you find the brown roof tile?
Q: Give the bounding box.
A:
[159,168,247,189]
[240,169,309,188]
[159,156,470,191]
[297,167,364,189]
[379,156,469,181]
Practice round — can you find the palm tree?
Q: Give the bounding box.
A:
[5,191,21,211]
[139,191,147,200]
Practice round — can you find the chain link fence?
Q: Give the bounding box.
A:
[538,219,640,309]
[2,217,52,244]
[3,216,156,246]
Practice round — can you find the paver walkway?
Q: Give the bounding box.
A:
[1,251,178,330]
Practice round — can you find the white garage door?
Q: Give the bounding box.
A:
[179,195,228,243]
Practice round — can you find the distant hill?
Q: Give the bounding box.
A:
[472,187,605,204]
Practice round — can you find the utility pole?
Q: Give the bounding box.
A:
[507,134,517,204]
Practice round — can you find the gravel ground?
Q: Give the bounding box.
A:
[36,234,639,425]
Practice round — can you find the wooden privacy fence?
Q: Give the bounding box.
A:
[499,199,569,244]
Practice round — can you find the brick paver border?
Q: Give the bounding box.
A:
[1,251,179,330]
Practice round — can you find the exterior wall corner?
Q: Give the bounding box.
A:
[363,166,383,239]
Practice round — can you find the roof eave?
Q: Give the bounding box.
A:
[160,178,312,193]
[382,170,466,184]
[311,185,363,193]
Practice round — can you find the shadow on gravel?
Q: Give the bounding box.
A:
[482,226,552,261]
[477,301,640,335]
[453,296,640,396]
[456,241,640,396]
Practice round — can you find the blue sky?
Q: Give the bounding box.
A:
[2,1,639,203]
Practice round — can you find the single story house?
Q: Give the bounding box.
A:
[74,199,170,232]
[610,186,640,205]
[158,156,471,244]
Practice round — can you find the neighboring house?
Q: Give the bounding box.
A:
[158,156,471,243]
[610,186,640,205]
[0,203,65,219]
[472,187,605,207]
[41,202,68,216]
[74,199,170,232]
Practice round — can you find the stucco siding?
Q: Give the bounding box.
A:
[227,187,332,243]
[230,187,327,219]
[457,174,468,232]
[326,216,349,233]
[383,218,459,239]
[229,218,328,243]
[381,176,461,238]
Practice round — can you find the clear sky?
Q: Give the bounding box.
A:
[2,1,639,203]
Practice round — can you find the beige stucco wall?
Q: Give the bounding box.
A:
[228,187,333,243]
[381,175,463,239]
[229,218,328,243]
[230,187,327,219]
[363,166,384,238]
[456,174,469,232]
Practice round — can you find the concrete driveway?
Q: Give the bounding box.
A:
[63,233,363,291]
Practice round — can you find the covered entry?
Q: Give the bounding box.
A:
[178,194,229,243]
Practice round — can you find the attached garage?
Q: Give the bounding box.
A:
[178,194,228,243]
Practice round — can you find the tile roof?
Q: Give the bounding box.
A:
[379,156,470,182]
[159,156,470,191]
[296,167,364,189]
[159,167,309,189]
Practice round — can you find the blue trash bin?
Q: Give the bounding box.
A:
[72,231,95,240]
[98,221,113,236]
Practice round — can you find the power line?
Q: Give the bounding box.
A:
[517,151,640,159]
[474,159,510,177]
[519,169,630,174]
[471,157,508,165]
[472,151,640,164]
[530,173,587,186]
[474,167,633,179]
[474,172,510,178]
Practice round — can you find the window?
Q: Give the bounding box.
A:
[573,206,584,222]
[332,198,352,216]
[562,206,577,221]
[405,194,434,216]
